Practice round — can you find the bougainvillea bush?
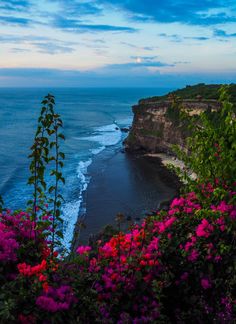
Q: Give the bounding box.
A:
[0,88,235,323]
[0,181,235,323]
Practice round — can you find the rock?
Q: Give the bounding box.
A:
[124,99,220,154]
[120,127,130,133]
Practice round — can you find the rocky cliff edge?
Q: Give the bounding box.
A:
[124,99,221,155]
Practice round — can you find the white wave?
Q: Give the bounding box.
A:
[61,158,92,249]
[117,116,133,126]
[61,200,83,250]
[81,123,122,147]
[96,124,119,132]
[76,159,92,191]
[90,146,105,155]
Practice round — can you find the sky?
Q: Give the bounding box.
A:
[0,0,236,87]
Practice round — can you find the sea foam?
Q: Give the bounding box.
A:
[61,159,92,249]
[82,123,122,147]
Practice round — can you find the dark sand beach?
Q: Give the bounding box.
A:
[73,146,180,246]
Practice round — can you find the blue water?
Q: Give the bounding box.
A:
[0,87,172,247]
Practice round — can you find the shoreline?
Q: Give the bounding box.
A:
[71,146,181,251]
[145,152,196,180]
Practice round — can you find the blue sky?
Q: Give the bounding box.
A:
[0,0,236,87]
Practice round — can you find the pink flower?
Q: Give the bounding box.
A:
[184,207,193,214]
[165,217,176,228]
[188,249,199,262]
[76,245,91,255]
[201,278,212,290]
[211,201,231,213]
[168,209,178,216]
[170,197,185,208]
[36,296,59,312]
[196,219,213,238]
[36,286,76,312]
[230,210,236,220]
[180,272,189,281]
[147,237,159,252]
[215,255,222,262]
[0,223,19,262]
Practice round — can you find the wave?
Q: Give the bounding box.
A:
[81,123,122,147]
[61,159,92,249]
[90,146,105,155]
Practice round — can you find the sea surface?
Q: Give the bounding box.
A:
[0,87,173,248]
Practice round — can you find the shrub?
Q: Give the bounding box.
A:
[172,86,236,189]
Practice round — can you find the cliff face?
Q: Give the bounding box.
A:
[124,99,220,155]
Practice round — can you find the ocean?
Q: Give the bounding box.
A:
[0,87,174,248]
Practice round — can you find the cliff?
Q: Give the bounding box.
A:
[124,98,221,155]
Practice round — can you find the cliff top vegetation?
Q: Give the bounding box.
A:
[142,83,236,103]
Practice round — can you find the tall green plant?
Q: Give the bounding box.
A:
[172,86,236,188]
[48,107,65,252]
[28,94,65,249]
[28,95,52,219]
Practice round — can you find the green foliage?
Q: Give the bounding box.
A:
[171,86,236,188]
[165,101,181,125]
[144,83,236,103]
[165,96,193,140]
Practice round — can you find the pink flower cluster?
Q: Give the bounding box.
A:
[196,219,214,238]
[1,181,235,322]
[1,211,38,240]
[76,245,91,255]
[18,260,47,277]
[0,222,19,262]
[170,191,202,215]
[36,285,77,312]
[211,200,236,220]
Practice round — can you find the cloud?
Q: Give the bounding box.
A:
[0,0,30,12]
[158,33,210,42]
[0,61,172,79]
[0,67,235,88]
[10,47,31,53]
[120,42,156,51]
[0,15,34,26]
[130,56,158,62]
[173,61,191,64]
[185,36,209,41]
[51,0,102,16]
[158,33,182,42]
[91,39,106,44]
[214,29,236,38]
[102,61,174,72]
[52,16,137,33]
[33,42,75,54]
[0,34,50,43]
[0,33,77,54]
[100,0,236,25]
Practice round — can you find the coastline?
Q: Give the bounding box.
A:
[71,145,181,250]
